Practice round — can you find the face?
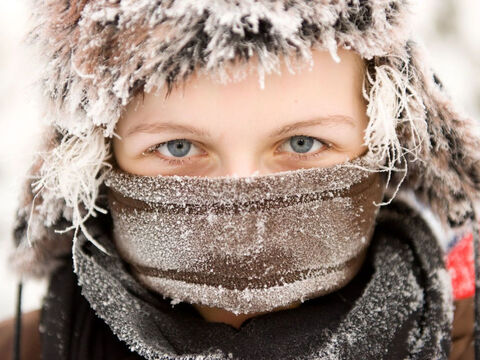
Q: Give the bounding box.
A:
[113,48,369,177]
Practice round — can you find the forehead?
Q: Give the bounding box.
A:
[117,48,366,134]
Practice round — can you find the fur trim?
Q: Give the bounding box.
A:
[393,40,480,228]
[27,0,413,136]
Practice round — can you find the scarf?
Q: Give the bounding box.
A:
[40,196,453,359]
[104,154,385,315]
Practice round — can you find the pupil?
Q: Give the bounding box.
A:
[290,136,313,153]
[167,139,191,157]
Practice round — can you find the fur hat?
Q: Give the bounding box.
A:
[11,0,480,277]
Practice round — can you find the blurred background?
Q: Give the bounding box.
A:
[0,0,479,321]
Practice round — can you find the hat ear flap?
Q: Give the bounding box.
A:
[393,41,480,228]
[10,127,74,277]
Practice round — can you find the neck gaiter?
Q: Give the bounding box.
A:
[104,154,386,315]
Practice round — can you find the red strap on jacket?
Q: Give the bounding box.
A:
[446,232,475,300]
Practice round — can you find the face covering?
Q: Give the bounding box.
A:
[104,154,386,315]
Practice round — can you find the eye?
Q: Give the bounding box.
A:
[146,139,203,159]
[278,135,329,155]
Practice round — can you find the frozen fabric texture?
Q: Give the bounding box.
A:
[51,196,453,360]
[11,0,480,279]
[105,153,385,314]
[40,258,144,360]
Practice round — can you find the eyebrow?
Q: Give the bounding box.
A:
[125,122,211,138]
[270,115,356,138]
[124,115,356,138]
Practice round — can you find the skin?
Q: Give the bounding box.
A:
[112,47,369,329]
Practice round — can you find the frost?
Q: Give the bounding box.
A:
[104,151,386,314]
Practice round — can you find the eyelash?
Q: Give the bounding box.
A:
[281,139,333,160]
[144,136,332,166]
[144,141,200,166]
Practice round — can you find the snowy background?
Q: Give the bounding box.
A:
[0,1,479,321]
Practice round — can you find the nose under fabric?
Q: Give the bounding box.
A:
[105,155,386,314]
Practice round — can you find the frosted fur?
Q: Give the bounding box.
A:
[26,0,413,137]
[28,127,112,251]
[11,0,480,277]
[363,55,426,176]
[397,41,480,227]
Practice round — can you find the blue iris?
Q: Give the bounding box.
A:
[290,136,314,153]
[167,139,191,157]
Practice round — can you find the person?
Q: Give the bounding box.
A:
[0,0,479,359]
